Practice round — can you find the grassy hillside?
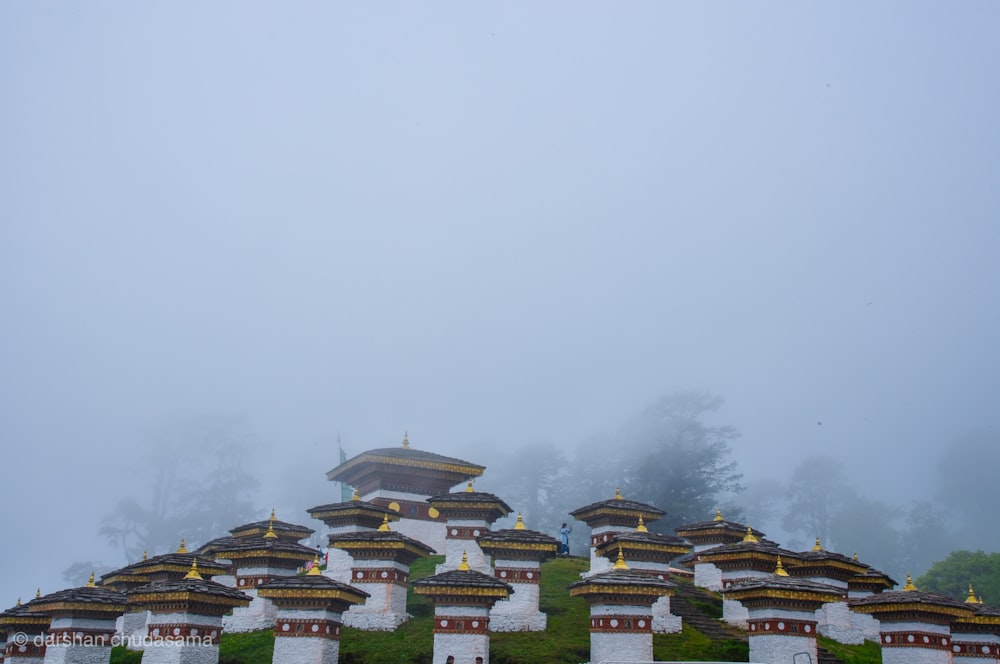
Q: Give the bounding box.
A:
[110,555,882,663]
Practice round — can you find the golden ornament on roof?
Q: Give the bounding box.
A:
[308,555,323,576]
[903,574,917,591]
[713,509,724,522]
[614,487,623,500]
[402,431,410,449]
[458,551,470,571]
[351,487,361,501]
[967,584,978,604]
[466,479,474,493]
[613,544,629,570]
[514,513,525,530]
[636,515,648,533]
[184,560,203,581]
[378,515,391,532]
[177,538,188,553]
[812,537,823,552]
[742,527,759,543]
[87,572,95,587]
[775,556,789,577]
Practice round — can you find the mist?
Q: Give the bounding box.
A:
[2,2,998,603]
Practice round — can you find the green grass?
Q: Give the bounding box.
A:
[653,624,748,662]
[818,636,883,664]
[219,628,275,664]
[109,646,143,664]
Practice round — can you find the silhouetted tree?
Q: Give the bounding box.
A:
[783,455,849,548]
[917,550,1000,604]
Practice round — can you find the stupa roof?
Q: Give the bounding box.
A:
[849,567,897,591]
[568,567,677,598]
[126,576,251,608]
[229,513,314,541]
[257,573,370,605]
[307,500,400,528]
[207,537,319,563]
[412,567,513,601]
[428,486,513,522]
[476,525,560,558]
[327,529,436,562]
[196,536,244,556]
[595,530,692,559]
[569,488,666,525]
[725,575,846,605]
[675,511,763,542]
[127,552,230,578]
[326,437,485,485]
[0,597,50,625]
[30,584,127,614]
[849,586,975,619]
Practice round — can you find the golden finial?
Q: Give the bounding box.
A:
[713,509,724,522]
[613,544,629,570]
[465,479,474,493]
[142,550,148,561]
[402,431,410,449]
[308,555,322,576]
[176,538,188,553]
[351,487,361,501]
[458,551,470,571]
[853,552,859,561]
[16,598,21,606]
[514,513,525,530]
[87,572,95,587]
[614,486,623,500]
[967,584,978,604]
[183,560,203,580]
[775,556,789,577]
[903,574,917,591]
[378,514,391,532]
[264,520,278,540]
[35,588,41,599]
[812,536,823,552]
[742,526,759,543]
[269,508,277,522]
[636,515,648,533]
[979,596,985,605]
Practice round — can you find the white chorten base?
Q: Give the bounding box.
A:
[952,629,1000,662]
[587,604,654,664]
[143,613,223,664]
[432,605,492,664]
[272,608,344,664]
[489,582,546,632]
[693,562,723,591]
[119,609,151,651]
[817,601,879,645]
[342,578,409,631]
[749,633,817,664]
[651,595,682,634]
[223,589,277,633]
[323,548,354,584]
[877,621,953,664]
[438,531,491,574]
[42,615,118,664]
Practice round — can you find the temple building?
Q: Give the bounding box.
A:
[849,575,974,664]
[257,559,369,664]
[29,575,127,664]
[568,547,676,664]
[674,511,765,590]
[412,553,513,664]
[328,516,435,630]
[593,516,689,633]
[307,493,400,583]
[428,481,512,574]
[693,527,801,628]
[206,512,319,633]
[476,513,560,632]
[725,560,846,664]
[1,594,49,664]
[951,587,1000,662]
[325,433,485,553]
[569,488,666,577]
[126,561,251,664]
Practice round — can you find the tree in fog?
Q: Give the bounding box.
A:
[100,414,262,562]
[918,550,1000,604]
[934,430,1000,552]
[618,392,743,531]
[783,455,849,548]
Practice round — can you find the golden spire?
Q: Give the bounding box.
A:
[636,515,648,533]
[775,556,789,577]
[613,544,629,570]
[184,560,203,580]
[402,431,410,449]
[812,537,823,551]
[378,514,391,532]
[979,596,985,605]
[351,487,361,501]
[143,550,148,561]
[903,574,917,591]
[853,552,859,561]
[614,486,623,500]
[742,526,759,543]
[967,584,978,604]
[263,508,279,539]
[16,598,21,606]
[465,479,475,493]
[35,588,41,599]
[713,509,724,522]
[176,538,188,554]
[514,513,525,530]
[308,555,322,576]
[458,551,470,571]
[87,572,96,587]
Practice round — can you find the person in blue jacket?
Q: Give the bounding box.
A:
[559,522,572,556]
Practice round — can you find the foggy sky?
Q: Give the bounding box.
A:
[2,2,998,603]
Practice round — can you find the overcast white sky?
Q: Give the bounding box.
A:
[2,2,998,602]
